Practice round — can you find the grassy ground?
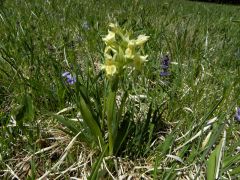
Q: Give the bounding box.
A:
[0,0,240,179]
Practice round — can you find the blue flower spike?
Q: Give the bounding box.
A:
[235,107,240,122]
[62,71,76,85]
[160,55,170,77]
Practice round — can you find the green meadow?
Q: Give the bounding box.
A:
[0,0,240,179]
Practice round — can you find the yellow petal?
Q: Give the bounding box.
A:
[101,60,117,76]
[104,46,117,60]
[102,30,115,44]
[125,48,134,59]
[127,40,135,47]
[139,55,148,62]
[125,40,135,59]
[104,64,117,76]
[122,33,130,43]
[109,23,118,32]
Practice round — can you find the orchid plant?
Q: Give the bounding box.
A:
[56,23,150,156]
[100,23,149,155]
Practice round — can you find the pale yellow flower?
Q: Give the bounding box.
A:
[102,30,115,44]
[135,34,150,45]
[121,33,130,43]
[101,23,149,75]
[139,55,148,62]
[109,23,118,32]
[104,46,117,60]
[125,40,135,59]
[101,61,117,76]
[133,55,148,70]
[125,48,134,59]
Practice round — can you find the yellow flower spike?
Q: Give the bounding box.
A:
[102,23,149,74]
[135,34,150,46]
[102,30,116,44]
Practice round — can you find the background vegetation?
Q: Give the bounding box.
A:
[0,0,240,179]
[190,0,240,5]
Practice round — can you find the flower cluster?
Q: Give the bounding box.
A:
[235,107,240,122]
[160,55,170,77]
[62,71,76,85]
[101,23,149,77]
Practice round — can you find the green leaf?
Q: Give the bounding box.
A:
[207,131,226,180]
[79,97,105,147]
[114,112,132,154]
[54,114,79,134]
[53,114,92,144]
[144,123,154,155]
[88,145,108,180]
[207,148,217,180]
[139,103,152,145]
[14,93,34,129]
[106,90,116,155]
[159,133,174,156]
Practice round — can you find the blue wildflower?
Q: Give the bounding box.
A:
[160,55,170,77]
[235,107,240,122]
[62,71,76,85]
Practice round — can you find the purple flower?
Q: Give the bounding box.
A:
[162,55,170,67]
[160,71,170,76]
[160,55,170,77]
[235,107,240,122]
[161,65,169,69]
[62,71,76,85]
